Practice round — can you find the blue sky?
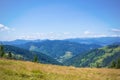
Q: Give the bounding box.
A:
[0,0,120,41]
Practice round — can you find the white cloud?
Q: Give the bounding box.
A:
[16,31,120,40]
[93,34,108,37]
[63,32,70,35]
[17,32,77,40]
[84,31,92,35]
[111,28,120,32]
[0,24,15,32]
[0,24,10,31]
[111,35,120,37]
[111,28,120,37]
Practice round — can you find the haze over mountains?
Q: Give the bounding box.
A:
[65,37,120,46]
[1,37,120,45]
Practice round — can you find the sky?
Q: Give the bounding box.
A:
[0,0,120,41]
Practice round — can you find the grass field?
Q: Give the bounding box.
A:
[0,59,120,80]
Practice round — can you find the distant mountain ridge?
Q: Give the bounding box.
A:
[0,39,43,45]
[1,37,120,46]
[65,37,120,46]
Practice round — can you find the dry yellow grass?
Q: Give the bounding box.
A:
[0,59,120,80]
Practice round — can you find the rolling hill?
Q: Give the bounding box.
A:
[64,44,120,67]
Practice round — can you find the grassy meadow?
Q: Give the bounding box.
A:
[0,59,120,80]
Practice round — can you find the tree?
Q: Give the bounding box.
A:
[0,45,5,57]
[96,62,101,68]
[116,58,120,69]
[110,60,116,68]
[8,52,12,59]
[33,55,39,63]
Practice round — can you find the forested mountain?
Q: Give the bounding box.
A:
[16,40,101,62]
[64,44,120,67]
[3,45,61,65]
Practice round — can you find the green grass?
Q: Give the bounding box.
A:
[0,59,120,80]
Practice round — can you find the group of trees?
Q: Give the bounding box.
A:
[0,45,23,60]
[0,45,13,59]
[0,45,39,62]
[110,58,120,69]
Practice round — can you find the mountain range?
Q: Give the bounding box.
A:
[1,37,120,46]
[0,37,120,67]
[16,40,101,62]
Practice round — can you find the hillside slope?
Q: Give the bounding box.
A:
[0,59,120,80]
[64,44,120,67]
[3,45,61,65]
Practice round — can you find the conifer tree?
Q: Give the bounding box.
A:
[8,52,12,59]
[0,45,5,57]
[33,55,38,63]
